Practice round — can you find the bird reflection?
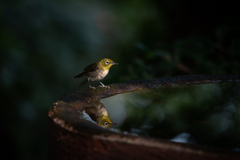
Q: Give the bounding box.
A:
[81,100,116,128]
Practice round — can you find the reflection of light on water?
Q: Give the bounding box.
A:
[78,110,97,124]
[171,132,190,143]
[212,80,222,83]
[101,91,153,126]
[130,128,148,137]
[101,94,127,126]
[171,132,196,144]
[123,92,153,108]
[109,127,120,133]
[108,127,138,136]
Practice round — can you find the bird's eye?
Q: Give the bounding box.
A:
[104,122,108,126]
[105,61,109,65]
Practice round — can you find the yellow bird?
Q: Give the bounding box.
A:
[84,101,116,128]
[97,115,116,128]
[74,58,118,89]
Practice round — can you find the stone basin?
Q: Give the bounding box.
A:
[48,74,240,160]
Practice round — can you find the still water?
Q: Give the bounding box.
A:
[99,82,240,151]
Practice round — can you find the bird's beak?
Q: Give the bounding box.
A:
[111,62,118,65]
[110,122,117,125]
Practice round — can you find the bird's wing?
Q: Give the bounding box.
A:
[83,62,99,72]
[74,62,99,78]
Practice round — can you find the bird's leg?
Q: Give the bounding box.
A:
[98,81,110,88]
[88,78,95,89]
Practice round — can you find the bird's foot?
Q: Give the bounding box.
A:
[98,81,110,89]
[89,86,96,89]
[98,85,110,89]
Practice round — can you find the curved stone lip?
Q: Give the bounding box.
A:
[49,74,240,131]
[51,76,239,126]
[60,74,240,103]
[48,74,240,158]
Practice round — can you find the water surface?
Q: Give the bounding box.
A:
[100,82,240,151]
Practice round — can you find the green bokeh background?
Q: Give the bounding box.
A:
[1,0,240,159]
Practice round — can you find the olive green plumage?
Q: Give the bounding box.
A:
[74,58,118,89]
[85,101,116,128]
[74,62,99,78]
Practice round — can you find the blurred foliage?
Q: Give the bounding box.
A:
[1,0,240,159]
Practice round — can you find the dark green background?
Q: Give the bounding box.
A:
[1,0,240,159]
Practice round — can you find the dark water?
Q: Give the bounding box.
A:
[100,82,240,151]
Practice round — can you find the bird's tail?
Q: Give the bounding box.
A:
[74,72,85,78]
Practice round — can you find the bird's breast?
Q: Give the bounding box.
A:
[88,69,109,81]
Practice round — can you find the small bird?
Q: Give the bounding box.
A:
[97,115,116,128]
[85,101,116,128]
[74,58,118,89]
